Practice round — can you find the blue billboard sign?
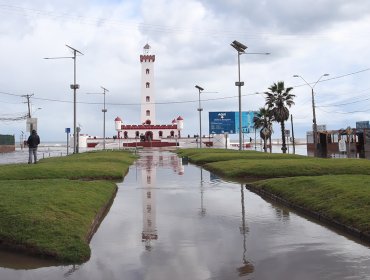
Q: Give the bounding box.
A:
[209,111,256,134]
[209,112,236,134]
[235,111,256,133]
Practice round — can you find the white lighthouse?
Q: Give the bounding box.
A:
[114,44,184,147]
[140,44,156,125]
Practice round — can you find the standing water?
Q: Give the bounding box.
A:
[0,149,369,279]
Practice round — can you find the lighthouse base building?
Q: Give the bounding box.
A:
[115,44,184,147]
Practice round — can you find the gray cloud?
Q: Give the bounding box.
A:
[1,0,370,141]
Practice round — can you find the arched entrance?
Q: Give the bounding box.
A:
[145,131,153,141]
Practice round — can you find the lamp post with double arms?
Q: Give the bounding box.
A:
[44,45,83,154]
[231,40,270,150]
[293,74,329,157]
[195,85,204,148]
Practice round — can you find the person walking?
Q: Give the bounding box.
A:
[27,129,40,164]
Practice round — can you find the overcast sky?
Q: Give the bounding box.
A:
[1,0,370,142]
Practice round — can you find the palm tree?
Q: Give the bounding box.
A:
[253,107,273,152]
[265,81,295,153]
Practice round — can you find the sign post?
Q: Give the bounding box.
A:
[26,118,38,133]
[65,128,70,155]
[285,130,290,154]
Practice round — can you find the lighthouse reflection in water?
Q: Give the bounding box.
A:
[139,153,184,250]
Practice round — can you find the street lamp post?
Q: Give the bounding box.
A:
[293,73,329,157]
[102,87,108,150]
[195,85,204,148]
[231,40,270,150]
[231,41,246,150]
[44,45,83,154]
[87,86,109,150]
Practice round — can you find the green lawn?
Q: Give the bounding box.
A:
[0,150,136,263]
[177,149,305,165]
[253,175,370,235]
[0,150,135,180]
[177,148,370,178]
[205,157,370,179]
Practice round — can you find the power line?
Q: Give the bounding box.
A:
[318,96,370,108]
[318,107,370,114]
[0,91,23,97]
[316,88,370,108]
[28,91,260,106]
[0,114,28,121]
[292,68,370,89]
[1,68,369,107]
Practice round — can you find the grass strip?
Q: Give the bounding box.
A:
[0,150,136,180]
[176,148,306,164]
[177,148,370,178]
[252,175,370,236]
[0,150,136,263]
[0,179,116,262]
[205,157,370,179]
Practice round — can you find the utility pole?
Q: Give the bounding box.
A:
[293,74,329,157]
[23,94,34,118]
[44,44,83,154]
[23,94,34,133]
[291,114,295,154]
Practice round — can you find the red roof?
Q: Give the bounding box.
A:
[115,117,122,122]
[177,116,184,120]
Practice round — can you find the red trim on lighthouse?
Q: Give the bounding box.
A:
[120,124,177,130]
[140,55,156,62]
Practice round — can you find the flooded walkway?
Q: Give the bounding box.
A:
[0,149,370,279]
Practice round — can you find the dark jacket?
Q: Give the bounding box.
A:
[27,131,40,148]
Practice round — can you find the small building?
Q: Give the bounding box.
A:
[0,134,15,153]
[115,116,183,141]
[307,124,370,158]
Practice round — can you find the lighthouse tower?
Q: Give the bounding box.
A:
[140,44,156,125]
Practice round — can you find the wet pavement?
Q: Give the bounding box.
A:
[0,149,369,279]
